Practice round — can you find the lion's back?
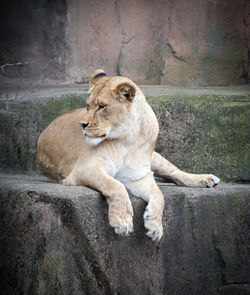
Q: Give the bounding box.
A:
[37,108,87,181]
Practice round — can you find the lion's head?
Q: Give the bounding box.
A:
[80,69,137,146]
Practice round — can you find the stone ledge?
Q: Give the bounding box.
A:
[0,174,249,295]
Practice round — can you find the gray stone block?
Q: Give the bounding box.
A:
[0,174,249,295]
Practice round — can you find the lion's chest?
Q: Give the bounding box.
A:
[105,150,151,183]
[115,164,151,183]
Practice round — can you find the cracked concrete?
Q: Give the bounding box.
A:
[116,34,135,76]
[166,42,189,64]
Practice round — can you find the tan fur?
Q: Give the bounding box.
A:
[37,70,220,241]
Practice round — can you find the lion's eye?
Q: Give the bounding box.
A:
[97,104,106,111]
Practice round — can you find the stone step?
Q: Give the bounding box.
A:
[0,174,249,295]
[0,85,250,181]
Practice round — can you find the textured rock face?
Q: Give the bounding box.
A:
[0,0,249,85]
[0,175,249,295]
[149,94,250,182]
[68,0,249,85]
[0,0,68,80]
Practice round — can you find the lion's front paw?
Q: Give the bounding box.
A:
[203,174,220,188]
[143,203,163,242]
[108,198,134,236]
[62,177,76,186]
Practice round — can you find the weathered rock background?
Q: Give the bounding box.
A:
[0,175,250,295]
[0,0,249,86]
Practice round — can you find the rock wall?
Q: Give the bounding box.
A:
[68,0,249,85]
[0,0,249,85]
[149,94,250,182]
[0,0,68,80]
[0,175,249,295]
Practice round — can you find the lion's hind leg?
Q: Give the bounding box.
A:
[151,152,220,188]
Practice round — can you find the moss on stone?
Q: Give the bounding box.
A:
[146,94,250,182]
[42,94,88,127]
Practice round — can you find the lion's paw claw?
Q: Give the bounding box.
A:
[146,227,163,242]
[109,205,134,236]
[205,174,220,188]
[144,204,163,242]
[114,221,133,236]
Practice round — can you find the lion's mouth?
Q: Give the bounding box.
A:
[84,132,106,138]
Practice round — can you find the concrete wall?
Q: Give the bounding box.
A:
[0,0,249,85]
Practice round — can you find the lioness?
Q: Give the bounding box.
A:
[37,69,220,241]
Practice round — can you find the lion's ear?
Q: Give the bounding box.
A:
[112,81,136,102]
[88,69,107,93]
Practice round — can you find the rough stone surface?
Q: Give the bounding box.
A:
[149,94,250,182]
[0,174,249,295]
[0,0,68,80]
[0,86,249,182]
[0,0,249,86]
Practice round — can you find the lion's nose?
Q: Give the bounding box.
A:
[81,122,89,129]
